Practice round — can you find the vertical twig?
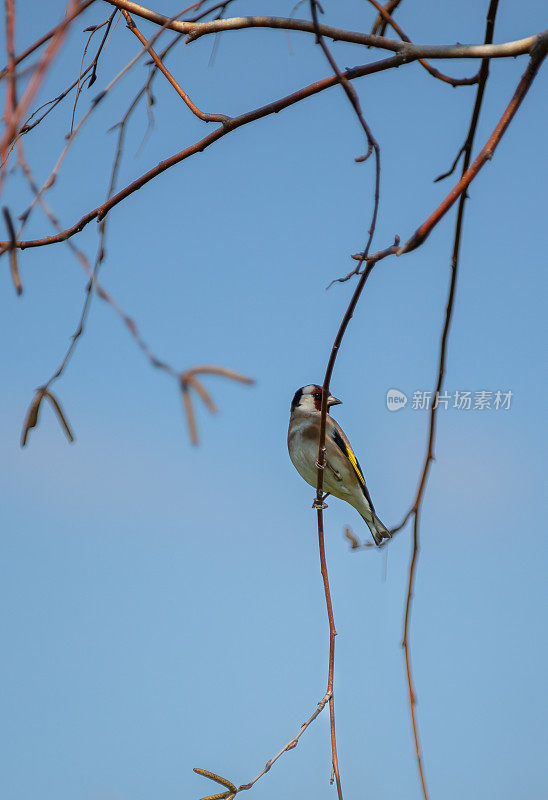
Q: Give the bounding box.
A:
[401,4,501,799]
[0,0,82,177]
[316,504,341,793]
[4,0,17,119]
[308,2,384,796]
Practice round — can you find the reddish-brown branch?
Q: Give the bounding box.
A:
[402,513,426,796]
[399,31,548,256]
[194,688,333,796]
[317,505,341,797]
[5,3,210,246]
[370,0,403,37]
[309,0,385,789]
[0,0,95,80]
[0,0,84,176]
[4,0,17,118]
[3,24,546,257]
[304,16,547,800]
[398,6,501,799]
[120,8,230,123]
[0,53,404,253]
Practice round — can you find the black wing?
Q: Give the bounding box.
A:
[330,427,375,512]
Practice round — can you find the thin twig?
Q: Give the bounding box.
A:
[363,0,479,86]
[0,0,96,80]
[194,690,332,796]
[4,0,17,119]
[121,8,230,123]
[17,117,253,447]
[69,9,118,135]
[0,52,404,253]
[309,0,385,792]
[400,5,501,799]
[398,30,548,256]
[5,3,204,246]
[4,22,546,257]
[239,691,332,789]
[0,0,82,179]
[370,0,403,37]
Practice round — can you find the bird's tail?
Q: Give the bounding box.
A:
[361,512,392,547]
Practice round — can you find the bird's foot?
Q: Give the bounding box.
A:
[312,492,330,510]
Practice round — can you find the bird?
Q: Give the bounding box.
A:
[287,384,391,546]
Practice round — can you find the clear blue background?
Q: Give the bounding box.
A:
[1,1,547,799]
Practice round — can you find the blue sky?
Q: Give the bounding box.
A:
[1,1,547,799]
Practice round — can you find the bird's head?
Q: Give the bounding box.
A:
[290,384,342,414]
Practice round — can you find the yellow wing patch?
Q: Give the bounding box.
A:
[331,428,365,486]
[330,427,374,508]
[346,445,365,486]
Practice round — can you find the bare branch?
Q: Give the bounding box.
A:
[3,19,546,258]
[0,0,84,178]
[69,9,118,135]
[400,6,501,799]
[0,0,95,80]
[194,690,332,797]
[104,2,540,61]
[4,0,17,120]
[120,8,230,123]
[363,0,479,86]
[309,0,384,790]
[370,0,403,37]
[0,54,404,252]
[398,30,548,256]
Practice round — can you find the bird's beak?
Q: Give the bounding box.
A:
[328,395,342,406]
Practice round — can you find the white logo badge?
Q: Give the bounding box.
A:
[386,388,408,411]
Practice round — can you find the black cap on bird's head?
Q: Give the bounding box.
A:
[291,384,342,413]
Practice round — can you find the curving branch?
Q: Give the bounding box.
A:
[104,1,539,60]
[345,30,548,269]
[2,2,211,252]
[3,6,548,797]
[400,8,501,797]
[0,0,87,178]
[120,7,230,123]
[0,53,402,253]
[4,22,547,258]
[0,0,96,80]
[307,20,547,800]
[68,8,118,136]
[363,0,479,86]
[309,0,384,790]
[397,29,548,256]
[194,689,333,798]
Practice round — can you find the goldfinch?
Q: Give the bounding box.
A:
[287,384,391,546]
